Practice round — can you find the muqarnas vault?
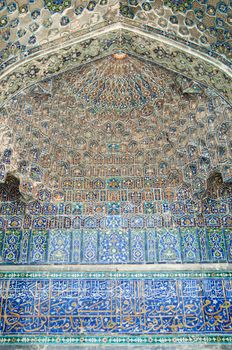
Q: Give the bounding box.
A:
[0,51,231,346]
[0,55,231,265]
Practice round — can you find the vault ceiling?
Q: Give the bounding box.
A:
[0,2,232,344]
[0,0,231,200]
[0,53,231,200]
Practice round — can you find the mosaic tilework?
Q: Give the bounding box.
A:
[1,32,231,108]
[120,0,232,63]
[0,227,232,264]
[0,170,231,265]
[0,0,118,72]
[0,53,231,265]
[0,271,231,345]
[1,55,231,200]
[164,0,194,12]
[0,0,231,84]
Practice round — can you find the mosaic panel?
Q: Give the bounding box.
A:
[0,0,230,83]
[0,227,230,264]
[120,0,231,63]
[0,54,231,265]
[0,271,231,344]
[1,55,231,198]
[1,33,231,108]
[181,228,200,263]
[0,0,118,73]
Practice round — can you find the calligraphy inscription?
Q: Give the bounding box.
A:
[0,276,232,335]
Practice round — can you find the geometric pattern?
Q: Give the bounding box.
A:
[0,271,231,344]
[121,0,231,64]
[0,52,231,271]
[0,227,231,264]
[0,0,231,347]
[0,1,231,346]
[2,55,231,199]
[0,154,231,267]
[0,0,231,81]
[1,31,231,109]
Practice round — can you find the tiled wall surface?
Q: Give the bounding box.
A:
[0,227,231,264]
[0,271,231,345]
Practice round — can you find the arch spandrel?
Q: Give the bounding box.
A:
[0,26,231,108]
[0,0,231,76]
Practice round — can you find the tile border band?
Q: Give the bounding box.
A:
[0,263,231,272]
[0,334,231,345]
[0,269,232,279]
